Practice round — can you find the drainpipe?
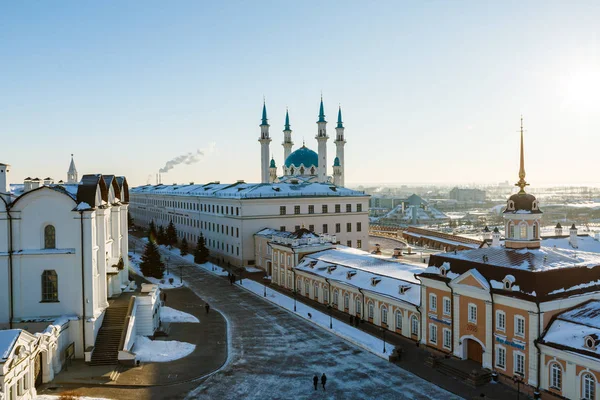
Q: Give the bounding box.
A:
[443,277,454,354]
[2,196,14,329]
[358,287,365,322]
[414,274,423,346]
[533,301,542,399]
[79,211,87,354]
[483,277,495,372]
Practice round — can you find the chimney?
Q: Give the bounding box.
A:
[555,222,563,236]
[482,226,492,241]
[570,224,578,248]
[23,177,32,193]
[492,227,501,247]
[0,163,10,200]
[43,177,54,186]
[30,177,41,190]
[393,248,403,258]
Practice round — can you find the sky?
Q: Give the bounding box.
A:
[1,1,599,187]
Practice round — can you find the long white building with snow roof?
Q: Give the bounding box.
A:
[129,181,370,267]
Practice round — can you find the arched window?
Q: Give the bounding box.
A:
[355,297,362,315]
[323,287,329,303]
[396,311,403,329]
[310,167,315,175]
[290,167,295,175]
[305,280,310,296]
[333,290,339,305]
[313,282,319,299]
[344,293,349,309]
[550,362,562,390]
[287,274,292,289]
[582,372,596,400]
[44,225,56,249]
[300,167,305,175]
[296,278,302,292]
[520,223,527,239]
[508,223,515,238]
[381,306,388,325]
[41,270,58,302]
[411,315,419,335]
[533,223,538,239]
[368,301,374,319]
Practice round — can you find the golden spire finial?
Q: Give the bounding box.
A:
[515,115,529,194]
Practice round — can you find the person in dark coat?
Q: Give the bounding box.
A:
[349,315,354,325]
[205,303,210,313]
[313,375,318,390]
[321,373,327,390]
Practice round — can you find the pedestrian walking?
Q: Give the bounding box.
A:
[205,303,210,314]
[313,375,318,391]
[321,373,327,391]
[162,291,167,305]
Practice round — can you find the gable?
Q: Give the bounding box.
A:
[451,269,490,291]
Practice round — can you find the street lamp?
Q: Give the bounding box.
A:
[513,373,524,400]
[328,305,333,329]
[381,327,387,353]
[263,275,267,297]
[292,268,297,312]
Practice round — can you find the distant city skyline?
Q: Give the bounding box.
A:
[1,1,599,187]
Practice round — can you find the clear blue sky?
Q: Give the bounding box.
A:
[2,1,599,187]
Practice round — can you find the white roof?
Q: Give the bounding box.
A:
[542,301,600,358]
[296,247,425,305]
[542,235,600,254]
[0,329,21,361]
[130,181,368,199]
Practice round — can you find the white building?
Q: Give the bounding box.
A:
[130,98,369,268]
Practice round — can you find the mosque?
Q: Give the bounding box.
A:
[259,97,347,187]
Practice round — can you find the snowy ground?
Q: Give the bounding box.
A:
[237,279,394,359]
[161,306,199,323]
[133,336,196,363]
[128,251,184,289]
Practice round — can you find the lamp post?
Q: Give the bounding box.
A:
[328,305,333,329]
[513,373,524,400]
[263,275,267,297]
[292,268,297,312]
[381,327,387,353]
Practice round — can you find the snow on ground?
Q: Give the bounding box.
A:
[245,266,263,273]
[161,306,199,323]
[236,279,394,359]
[128,251,184,289]
[133,336,195,362]
[196,261,229,276]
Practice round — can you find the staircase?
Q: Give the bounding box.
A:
[428,355,492,387]
[89,304,129,366]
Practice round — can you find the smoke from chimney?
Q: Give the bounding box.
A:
[159,149,204,173]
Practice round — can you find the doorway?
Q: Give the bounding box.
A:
[466,339,483,364]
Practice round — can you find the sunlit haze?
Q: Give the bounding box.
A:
[2,1,599,187]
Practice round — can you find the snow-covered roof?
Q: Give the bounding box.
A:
[0,329,21,362]
[130,181,368,199]
[296,247,425,305]
[542,235,600,254]
[542,301,600,359]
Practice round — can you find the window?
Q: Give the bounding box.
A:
[335,204,341,213]
[357,240,362,248]
[322,205,328,213]
[514,352,525,376]
[509,224,515,238]
[305,280,310,296]
[346,222,352,232]
[515,315,525,337]
[429,294,437,312]
[280,206,286,215]
[533,223,538,239]
[381,306,388,325]
[280,226,286,232]
[323,288,329,303]
[297,278,302,292]
[429,324,438,344]
[308,224,314,232]
[357,204,362,212]
[323,224,328,234]
[308,205,314,214]
[294,205,300,215]
[336,223,341,233]
[443,297,451,315]
[443,328,451,349]
[280,271,285,286]
[346,204,352,212]
[496,311,506,332]
[357,222,362,232]
[346,240,352,247]
[295,225,301,231]
[41,270,58,302]
[520,224,527,239]
[550,362,562,390]
[333,290,339,305]
[344,293,349,309]
[468,303,477,323]
[314,282,319,299]
[287,274,292,289]
[396,311,403,330]
[496,347,506,369]
[368,302,374,319]
[582,372,595,400]
[355,298,361,315]
[44,225,56,249]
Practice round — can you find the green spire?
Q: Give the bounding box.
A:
[270,158,276,168]
[333,156,340,167]
[284,108,290,131]
[261,100,268,126]
[318,96,326,123]
[336,106,344,128]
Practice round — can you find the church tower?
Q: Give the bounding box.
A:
[259,101,272,184]
[67,154,78,184]
[315,96,329,183]
[503,117,542,250]
[334,106,346,187]
[282,108,293,162]
[269,158,278,183]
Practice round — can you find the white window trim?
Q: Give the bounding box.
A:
[496,310,506,332]
[411,315,419,336]
[581,371,595,400]
[381,306,388,325]
[549,362,562,390]
[443,328,451,350]
[468,303,477,324]
[513,351,525,376]
[443,297,451,316]
[429,323,438,345]
[495,345,507,370]
[396,311,403,330]
[429,293,437,312]
[515,315,525,338]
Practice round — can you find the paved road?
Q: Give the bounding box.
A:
[128,237,460,400]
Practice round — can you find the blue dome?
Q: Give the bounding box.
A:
[284,146,318,168]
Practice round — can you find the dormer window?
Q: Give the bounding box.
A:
[585,335,599,350]
[327,266,337,274]
[507,200,515,210]
[439,262,450,277]
[308,261,317,269]
[346,271,357,280]
[371,277,381,286]
[398,285,411,294]
[532,200,538,210]
[502,275,516,290]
